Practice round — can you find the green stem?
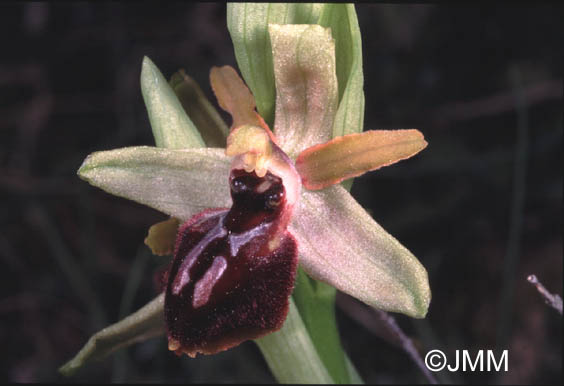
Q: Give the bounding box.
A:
[255,297,334,384]
[256,267,363,384]
[292,268,350,383]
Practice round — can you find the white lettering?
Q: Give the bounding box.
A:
[447,350,459,372]
[487,350,508,372]
[463,350,483,371]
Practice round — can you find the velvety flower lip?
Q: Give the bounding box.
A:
[158,124,305,359]
[163,180,298,357]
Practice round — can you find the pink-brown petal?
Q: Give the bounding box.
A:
[209,65,267,131]
[144,217,180,256]
[295,129,428,190]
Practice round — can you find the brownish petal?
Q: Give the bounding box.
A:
[169,69,229,147]
[209,65,267,131]
[295,129,428,190]
[144,217,180,256]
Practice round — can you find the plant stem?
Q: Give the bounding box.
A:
[255,297,334,384]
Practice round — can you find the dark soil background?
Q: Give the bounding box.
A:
[1,3,561,384]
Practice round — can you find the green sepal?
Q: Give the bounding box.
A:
[290,185,431,319]
[77,146,231,222]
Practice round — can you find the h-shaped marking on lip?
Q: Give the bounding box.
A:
[192,255,228,308]
[171,221,227,295]
[171,216,270,298]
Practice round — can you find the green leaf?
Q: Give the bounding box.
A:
[226,3,324,127]
[292,268,350,384]
[169,69,229,148]
[77,146,231,222]
[268,24,338,158]
[318,4,365,138]
[344,353,364,384]
[227,4,365,140]
[141,56,205,149]
[59,294,165,377]
[290,185,431,318]
[255,297,334,384]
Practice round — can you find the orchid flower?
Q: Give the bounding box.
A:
[60,4,430,383]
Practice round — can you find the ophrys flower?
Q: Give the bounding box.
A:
[61,8,431,381]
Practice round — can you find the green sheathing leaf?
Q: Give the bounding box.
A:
[141,56,205,149]
[227,3,364,139]
[77,146,231,222]
[169,70,229,148]
[344,353,364,384]
[290,185,431,318]
[292,268,349,384]
[226,3,324,127]
[318,4,365,138]
[255,297,334,384]
[269,24,338,158]
[59,294,165,377]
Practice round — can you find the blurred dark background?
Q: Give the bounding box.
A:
[1,3,561,384]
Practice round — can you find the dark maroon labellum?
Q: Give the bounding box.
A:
[164,168,298,357]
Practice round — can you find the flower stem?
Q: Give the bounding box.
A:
[255,297,334,384]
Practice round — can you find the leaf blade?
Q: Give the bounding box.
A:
[141,56,205,149]
[344,353,364,384]
[317,4,365,138]
[59,294,165,377]
[226,3,326,127]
